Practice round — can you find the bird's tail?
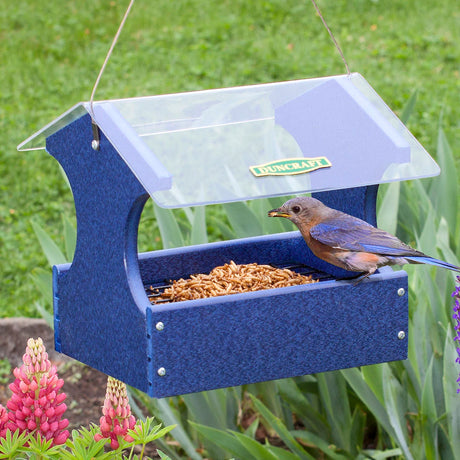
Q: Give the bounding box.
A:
[405,256,460,272]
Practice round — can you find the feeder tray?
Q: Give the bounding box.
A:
[19,73,440,397]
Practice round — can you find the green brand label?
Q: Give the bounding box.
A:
[249,157,332,177]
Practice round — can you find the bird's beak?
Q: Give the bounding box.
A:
[268,208,290,218]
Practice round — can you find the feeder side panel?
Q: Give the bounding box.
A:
[314,185,378,226]
[46,113,151,393]
[148,269,408,398]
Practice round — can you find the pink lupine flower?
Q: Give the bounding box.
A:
[0,404,8,438]
[94,376,136,449]
[6,337,69,445]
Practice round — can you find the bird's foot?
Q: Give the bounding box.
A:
[351,273,371,286]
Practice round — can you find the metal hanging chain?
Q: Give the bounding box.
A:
[309,0,351,75]
[89,0,136,121]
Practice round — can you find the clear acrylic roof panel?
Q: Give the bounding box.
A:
[18,73,439,208]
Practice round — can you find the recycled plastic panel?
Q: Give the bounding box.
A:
[45,112,409,396]
[145,269,408,398]
[54,237,409,398]
[19,73,439,208]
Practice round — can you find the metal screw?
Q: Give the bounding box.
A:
[397,288,405,297]
[155,322,164,331]
[157,367,166,377]
[398,331,406,340]
[91,139,100,150]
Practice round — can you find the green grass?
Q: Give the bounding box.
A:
[1,0,459,316]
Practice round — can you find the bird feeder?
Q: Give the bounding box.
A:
[19,73,439,397]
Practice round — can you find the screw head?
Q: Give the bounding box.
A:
[91,139,100,150]
[157,367,166,377]
[398,331,406,340]
[397,288,405,297]
[155,322,164,331]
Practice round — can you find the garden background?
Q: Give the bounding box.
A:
[1,0,460,458]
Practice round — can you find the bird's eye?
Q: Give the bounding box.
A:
[292,205,301,214]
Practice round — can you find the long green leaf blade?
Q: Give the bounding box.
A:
[190,206,208,245]
[154,203,185,249]
[223,201,262,238]
[382,365,414,460]
[249,394,315,460]
[31,220,67,266]
[191,422,257,460]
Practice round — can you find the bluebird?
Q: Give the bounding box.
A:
[268,196,460,281]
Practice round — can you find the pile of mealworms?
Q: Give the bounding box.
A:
[150,260,317,303]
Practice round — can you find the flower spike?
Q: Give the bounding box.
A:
[94,376,136,449]
[6,337,69,445]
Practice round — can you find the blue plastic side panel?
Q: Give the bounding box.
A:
[147,269,408,397]
[46,113,151,393]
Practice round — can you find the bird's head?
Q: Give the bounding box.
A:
[268,196,326,227]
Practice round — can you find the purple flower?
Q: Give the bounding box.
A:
[452,276,460,393]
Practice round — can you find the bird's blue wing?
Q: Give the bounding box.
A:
[310,216,424,257]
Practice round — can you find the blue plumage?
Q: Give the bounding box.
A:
[269,196,460,279]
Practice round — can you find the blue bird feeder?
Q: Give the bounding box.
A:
[19,73,439,397]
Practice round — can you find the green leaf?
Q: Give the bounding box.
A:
[183,390,231,431]
[63,213,77,261]
[316,371,351,451]
[0,430,30,458]
[191,422,257,460]
[157,450,173,460]
[32,220,67,266]
[400,90,418,124]
[62,426,111,459]
[223,201,262,238]
[251,198,287,234]
[377,181,400,236]
[349,406,366,457]
[136,395,203,460]
[231,431,280,459]
[22,432,59,456]
[190,206,208,245]
[382,365,414,460]
[428,122,458,235]
[291,430,349,460]
[276,378,329,434]
[128,417,176,444]
[340,368,396,441]
[421,356,438,460]
[249,394,315,460]
[265,445,304,460]
[30,267,53,305]
[361,448,404,459]
[153,203,185,248]
[244,417,260,439]
[209,215,237,240]
[34,301,53,328]
[361,364,385,405]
